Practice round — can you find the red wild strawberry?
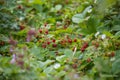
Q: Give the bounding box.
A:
[45,30,48,34]
[39,29,42,33]
[20,25,25,30]
[87,58,91,63]
[17,5,23,9]
[42,44,47,48]
[52,43,57,47]
[74,38,77,42]
[1,41,4,45]
[80,42,88,52]
[111,52,115,57]
[47,41,50,45]
[44,23,48,27]
[72,63,77,69]
[80,47,85,52]
[68,39,72,43]
[83,42,88,48]
[52,39,56,43]
[95,43,99,48]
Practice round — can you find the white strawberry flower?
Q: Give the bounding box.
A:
[54,63,61,69]
[95,32,100,37]
[101,34,106,40]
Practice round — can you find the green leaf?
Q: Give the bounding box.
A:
[115,50,120,58]
[55,71,66,78]
[99,74,116,78]
[43,66,55,74]
[86,16,98,33]
[72,6,92,24]
[30,46,48,60]
[72,13,84,24]
[112,58,120,74]
[16,29,27,37]
[39,60,55,68]
[95,0,116,15]
[80,16,99,34]
[103,31,113,37]
[115,31,120,36]
[112,50,120,74]
[29,0,42,5]
[0,34,9,42]
[55,4,62,11]
[30,46,40,54]
[94,58,111,73]
[64,49,73,58]
[56,55,66,63]
[112,25,120,31]
[80,75,93,80]
[82,6,92,15]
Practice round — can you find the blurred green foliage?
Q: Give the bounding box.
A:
[0,0,120,80]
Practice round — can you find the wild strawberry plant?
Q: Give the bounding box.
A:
[0,0,120,80]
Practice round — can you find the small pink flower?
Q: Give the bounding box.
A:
[9,38,17,46]
[10,58,16,64]
[26,28,36,42]
[9,46,14,52]
[10,54,16,64]
[27,29,36,36]
[17,61,24,67]
[26,35,31,42]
